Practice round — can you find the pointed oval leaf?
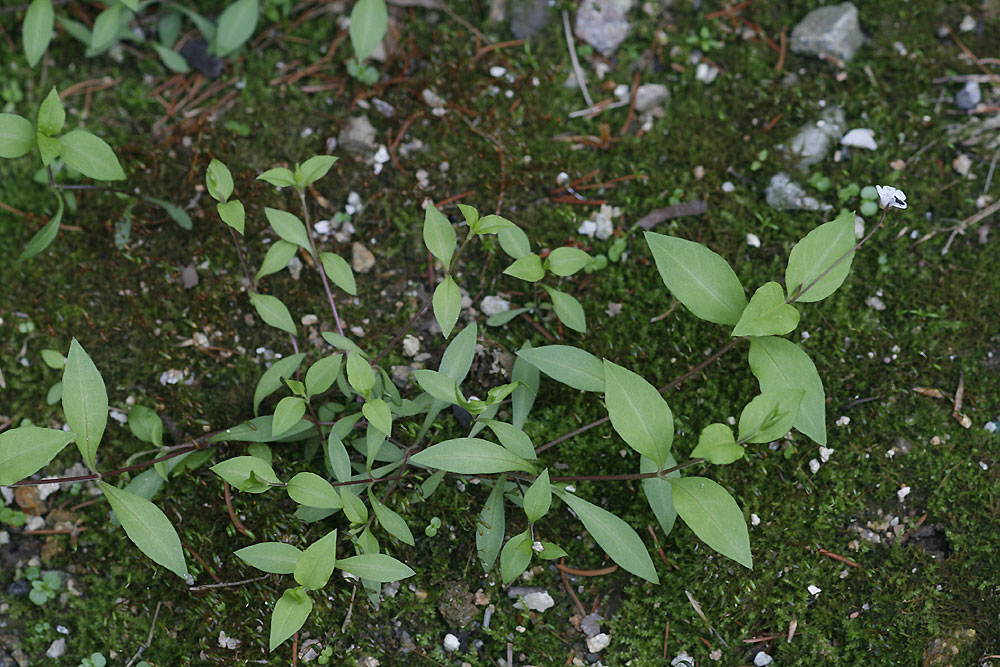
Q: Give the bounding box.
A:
[545,247,591,276]
[512,341,539,429]
[474,214,517,235]
[319,252,357,295]
[264,207,310,250]
[59,130,125,181]
[503,253,545,282]
[346,353,375,396]
[128,406,163,447]
[439,322,477,382]
[557,490,658,583]
[409,438,534,474]
[215,0,259,57]
[500,529,532,584]
[269,587,313,651]
[0,426,75,485]
[256,240,298,280]
[413,369,462,405]
[298,155,338,188]
[210,455,281,493]
[321,331,366,357]
[498,225,531,259]
[644,231,746,325]
[258,167,296,188]
[249,292,297,335]
[640,453,679,537]
[62,338,108,471]
[253,353,305,415]
[287,472,342,509]
[670,476,752,569]
[23,0,55,67]
[337,554,415,582]
[731,282,800,337]
[305,354,342,397]
[368,490,414,546]
[785,210,856,303]
[206,159,234,202]
[37,87,65,137]
[17,193,63,262]
[603,360,673,468]
[339,487,369,524]
[272,396,306,438]
[294,529,338,590]
[37,132,60,166]
[422,204,456,268]
[515,345,604,392]
[99,481,189,578]
[523,469,551,523]
[151,42,190,73]
[217,200,245,234]
[350,0,387,61]
[477,476,506,571]
[0,113,36,158]
[145,197,192,230]
[362,398,391,436]
[90,3,124,52]
[543,285,586,333]
[737,390,803,444]
[485,420,535,460]
[235,542,302,574]
[748,337,827,446]
[326,431,353,482]
[432,276,461,338]
[690,423,743,464]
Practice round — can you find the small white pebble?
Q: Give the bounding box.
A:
[586,633,611,653]
[443,634,460,652]
[314,220,332,235]
[750,513,761,526]
[980,461,989,470]
[835,416,851,427]
[897,485,911,502]
[809,459,821,474]
[109,409,128,424]
[350,325,366,337]
[489,66,507,77]
[819,446,835,463]
[746,233,761,248]
[301,314,319,326]
[807,584,822,595]
[721,181,735,192]
[480,295,512,317]
[402,334,421,357]
[754,652,773,666]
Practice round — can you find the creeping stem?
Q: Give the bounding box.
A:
[299,189,345,336]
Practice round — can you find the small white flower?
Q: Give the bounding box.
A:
[875,184,907,209]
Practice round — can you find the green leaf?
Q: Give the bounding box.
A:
[499,529,532,584]
[485,307,528,327]
[249,292,297,335]
[369,490,414,546]
[413,369,460,404]
[319,252,357,295]
[253,353,305,415]
[305,354,342,397]
[477,476,506,571]
[145,197,192,230]
[432,276,461,338]
[234,542,302,574]
[99,482,189,578]
[670,477,752,569]
[523,469,551,523]
[422,204,456,269]
[36,87,64,137]
[55,15,91,45]
[58,130,125,181]
[337,554,415,582]
[346,353,375,396]
[362,398,392,436]
[151,42,190,73]
[17,192,63,262]
[46,381,62,405]
[321,332,366,357]
[23,0,54,67]
[269,587,313,651]
[157,9,181,46]
[349,0,388,62]
[286,472,342,509]
[641,453,679,537]
[339,487,368,523]
[215,0,259,57]
[206,159,234,203]
[409,438,535,474]
[543,286,586,333]
[256,240,298,280]
[0,426,75,485]
[90,3,124,52]
[485,420,535,460]
[36,133,60,166]
[439,322,477,383]
[297,155,338,188]
[257,167,296,188]
[785,210,856,302]
[264,207,310,250]
[272,396,306,438]
[690,423,742,464]
[515,345,604,392]
[216,200,245,234]
[556,490,659,583]
[536,542,568,560]
[0,113,35,158]
[498,226,531,259]
[40,349,65,369]
[326,431,353,482]
[748,337,826,445]
[503,254,545,282]
[210,416,313,444]
[62,339,108,471]
[732,282,800,337]
[511,342,539,429]
[644,231,746,325]
[211,456,281,493]
[737,390,803,444]
[294,529,337,590]
[128,406,163,447]
[545,247,590,276]
[603,360,673,468]
[474,214,517,235]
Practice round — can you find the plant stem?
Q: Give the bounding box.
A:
[228,226,255,288]
[299,189,345,336]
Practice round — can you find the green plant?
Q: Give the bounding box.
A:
[25,567,62,606]
[78,652,107,667]
[348,0,387,84]
[0,141,907,656]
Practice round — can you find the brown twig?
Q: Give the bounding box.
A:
[555,563,619,577]
[224,482,253,539]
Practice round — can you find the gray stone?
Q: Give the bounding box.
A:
[633,84,669,113]
[575,0,630,56]
[789,2,864,61]
[509,0,552,39]
[765,173,825,211]
[787,106,846,168]
[181,264,199,289]
[581,612,603,637]
[45,638,66,659]
[338,116,378,154]
[351,242,376,273]
[955,80,981,110]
